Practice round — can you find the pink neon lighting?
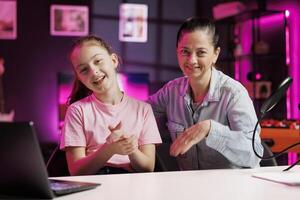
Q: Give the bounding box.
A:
[234,61,240,80]
[58,73,149,132]
[285,26,290,65]
[269,1,300,167]
[287,87,291,119]
[236,20,252,84]
[59,84,72,104]
[285,10,290,18]
[288,152,298,165]
[117,74,149,101]
[271,3,300,120]
[58,73,149,105]
[255,73,262,80]
[285,17,291,119]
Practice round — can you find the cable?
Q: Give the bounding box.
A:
[252,117,300,171]
[251,77,300,171]
[283,102,300,171]
[46,144,60,169]
[283,159,300,171]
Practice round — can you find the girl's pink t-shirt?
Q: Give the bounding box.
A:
[60,94,162,168]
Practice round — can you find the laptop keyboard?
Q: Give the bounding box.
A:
[50,179,100,196]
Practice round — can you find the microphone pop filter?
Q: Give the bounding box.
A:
[260,77,292,115]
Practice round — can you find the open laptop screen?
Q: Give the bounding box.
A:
[0,121,100,199]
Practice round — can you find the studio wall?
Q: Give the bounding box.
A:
[0,0,298,145]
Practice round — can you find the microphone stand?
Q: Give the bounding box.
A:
[252,77,300,171]
[252,116,300,171]
[284,103,300,171]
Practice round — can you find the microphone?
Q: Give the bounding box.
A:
[252,77,300,171]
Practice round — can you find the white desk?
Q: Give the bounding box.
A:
[53,166,300,200]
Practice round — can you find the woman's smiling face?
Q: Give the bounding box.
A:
[176,29,220,80]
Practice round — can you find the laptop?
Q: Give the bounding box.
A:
[0,121,101,199]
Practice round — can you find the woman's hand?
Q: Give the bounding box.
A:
[170,120,211,156]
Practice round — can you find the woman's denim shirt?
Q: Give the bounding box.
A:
[148,68,263,170]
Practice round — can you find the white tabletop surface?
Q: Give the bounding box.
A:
[52,165,300,200]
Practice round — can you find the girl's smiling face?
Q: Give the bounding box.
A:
[71,42,119,95]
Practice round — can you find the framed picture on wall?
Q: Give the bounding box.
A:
[0,0,17,39]
[119,3,148,42]
[50,5,89,36]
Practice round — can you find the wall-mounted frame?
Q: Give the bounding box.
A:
[0,0,17,40]
[119,3,148,42]
[50,5,89,36]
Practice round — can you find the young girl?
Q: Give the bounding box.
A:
[60,35,162,175]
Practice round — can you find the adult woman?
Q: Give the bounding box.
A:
[148,17,263,170]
